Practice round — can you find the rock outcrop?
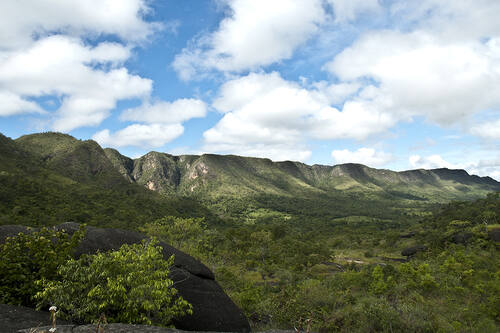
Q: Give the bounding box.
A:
[0,223,250,332]
[401,245,427,257]
[489,228,500,242]
[18,323,220,333]
[0,303,71,333]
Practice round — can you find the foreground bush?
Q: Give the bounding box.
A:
[35,239,192,326]
[0,226,84,305]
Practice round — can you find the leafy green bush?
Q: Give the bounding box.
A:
[35,238,192,326]
[0,225,85,305]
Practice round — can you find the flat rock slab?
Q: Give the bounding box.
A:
[19,326,299,333]
[18,324,223,333]
[0,303,71,333]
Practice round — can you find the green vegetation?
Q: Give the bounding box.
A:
[36,239,192,326]
[1,132,500,331]
[0,226,85,305]
[0,133,214,228]
[0,225,191,327]
[143,193,500,332]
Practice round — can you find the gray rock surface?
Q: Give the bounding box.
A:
[18,324,222,333]
[0,303,71,333]
[0,223,250,332]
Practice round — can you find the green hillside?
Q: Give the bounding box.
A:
[1,132,499,331]
[101,144,500,224]
[0,133,213,228]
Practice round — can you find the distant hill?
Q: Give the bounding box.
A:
[103,146,500,203]
[1,131,499,226]
[0,132,213,227]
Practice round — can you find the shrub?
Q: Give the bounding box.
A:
[0,225,85,305]
[35,238,192,326]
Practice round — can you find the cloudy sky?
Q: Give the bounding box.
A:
[1,0,499,179]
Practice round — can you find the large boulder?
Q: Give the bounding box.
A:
[0,303,72,332]
[18,323,220,333]
[0,223,250,332]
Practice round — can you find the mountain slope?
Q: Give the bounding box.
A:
[107,148,500,202]
[0,133,214,227]
[5,132,500,225]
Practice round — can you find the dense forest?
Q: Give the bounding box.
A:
[1,132,499,332]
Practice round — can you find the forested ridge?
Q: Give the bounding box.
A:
[1,132,499,332]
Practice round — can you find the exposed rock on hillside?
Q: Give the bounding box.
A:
[10,132,500,203]
[0,223,250,332]
[401,245,427,257]
[100,145,500,201]
[489,228,500,242]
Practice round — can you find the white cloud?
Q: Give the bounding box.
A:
[327,0,381,24]
[409,153,500,181]
[92,124,184,148]
[326,31,500,126]
[324,0,500,141]
[470,119,500,140]
[173,0,326,79]
[121,99,207,124]
[332,148,393,167]
[467,158,500,181]
[409,155,455,170]
[0,0,159,50]
[0,0,187,136]
[0,36,152,131]
[390,0,500,43]
[0,91,43,116]
[203,71,395,161]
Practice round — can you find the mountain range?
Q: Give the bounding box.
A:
[1,131,499,227]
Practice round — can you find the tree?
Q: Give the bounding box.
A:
[0,225,85,305]
[35,238,192,326]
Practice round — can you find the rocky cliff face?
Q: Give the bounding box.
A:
[103,148,500,201]
[11,132,500,202]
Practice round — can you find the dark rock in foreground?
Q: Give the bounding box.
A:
[0,303,71,333]
[0,223,250,332]
[18,324,222,333]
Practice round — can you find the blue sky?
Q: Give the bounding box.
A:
[0,0,499,179]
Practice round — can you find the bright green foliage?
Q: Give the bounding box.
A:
[0,225,85,305]
[35,239,192,326]
[140,216,214,261]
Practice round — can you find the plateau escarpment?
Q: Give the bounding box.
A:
[103,145,500,203]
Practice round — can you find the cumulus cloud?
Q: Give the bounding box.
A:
[0,0,198,142]
[121,99,207,124]
[0,35,151,131]
[92,124,184,148]
[409,153,500,181]
[0,0,159,50]
[0,91,43,116]
[409,155,456,170]
[325,31,500,127]
[202,72,395,161]
[332,148,393,167]
[468,158,500,181]
[327,0,381,24]
[470,119,500,140]
[173,0,326,79]
[322,0,500,148]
